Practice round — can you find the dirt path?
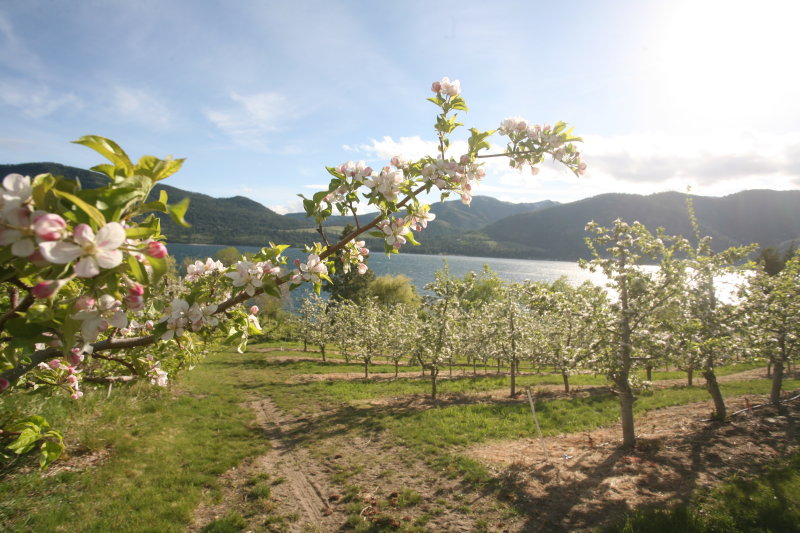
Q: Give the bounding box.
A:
[189,398,341,532]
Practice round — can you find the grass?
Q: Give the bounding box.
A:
[390,379,799,449]
[0,340,789,532]
[0,350,270,533]
[605,452,800,533]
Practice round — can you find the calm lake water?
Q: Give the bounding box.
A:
[168,243,605,294]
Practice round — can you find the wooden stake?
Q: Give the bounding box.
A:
[526,387,549,462]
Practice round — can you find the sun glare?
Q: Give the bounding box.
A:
[653,0,800,127]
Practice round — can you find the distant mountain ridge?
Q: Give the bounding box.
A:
[2,162,798,260]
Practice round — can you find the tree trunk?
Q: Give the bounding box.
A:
[767,361,772,378]
[770,359,784,404]
[473,361,477,375]
[431,367,438,401]
[321,343,326,362]
[510,354,517,397]
[364,359,369,379]
[687,367,693,386]
[303,339,307,352]
[449,361,453,377]
[646,365,653,382]
[562,370,570,393]
[703,369,726,419]
[395,360,399,378]
[618,382,636,449]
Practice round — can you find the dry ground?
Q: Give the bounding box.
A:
[189,363,799,532]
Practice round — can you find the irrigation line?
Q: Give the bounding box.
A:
[726,392,800,419]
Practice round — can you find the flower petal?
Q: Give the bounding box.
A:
[39,241,82,264]
[75,256,100,278]
[95,249,123,269]
[95,222,126,251]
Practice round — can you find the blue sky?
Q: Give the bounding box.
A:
[2,0,799,214]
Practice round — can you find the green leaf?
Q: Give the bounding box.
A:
[167,197,191,227]
[125,226,158,240]
[4,317,44,339]
[89,163,118,181]
[7,427,40,455]
[136,155,185,182]
[326,166,345,179]
[127,255,147,284]
[73,136,134,176]
[147,255,168,285]
[39,439,64,470]
[51,189,107,227]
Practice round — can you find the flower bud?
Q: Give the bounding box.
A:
[146,241,168,259]
[32,213,67,241]
[32,280,58,299]
[128,283,145,296]
[249,305,259,315]
[0,378,9,392]
[48,359,61,370]
[144,320,154,331]
[431,81,442,93]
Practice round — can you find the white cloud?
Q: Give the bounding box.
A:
[0,79,81,118]
[111,86,173,128]
[582,131,800,195]
[205,91,299,150]
[268,198,304,215]
[0,14,44,77]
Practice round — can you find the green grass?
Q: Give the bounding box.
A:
[605,453,800,533]
[385,379,800,449]
[0,350,270,533]
[0,341,789,532]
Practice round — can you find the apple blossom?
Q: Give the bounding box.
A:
[39,222,126,278]
[1,173,32,213]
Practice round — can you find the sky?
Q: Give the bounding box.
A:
[1,0,799,214]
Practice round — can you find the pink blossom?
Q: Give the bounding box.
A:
[74,295,96,311]
[32,213,67,241]
[249,305,259,315]
[431,81,442,93]
[32,280,59,299]
[48,359,61,370]
[146,241,168,259]
[128,283,145,296]
[39,222,126,278]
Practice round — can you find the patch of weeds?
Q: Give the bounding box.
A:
[342,484,362,503]
[473,518,490,532]
[270,475,286,486]
[396,488,422,508]
[332,462,365,484]
[247,482,271,500]
[200,512,248,533]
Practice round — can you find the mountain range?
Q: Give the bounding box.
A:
[2,162,799,260]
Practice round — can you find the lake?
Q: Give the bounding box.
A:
[168,243,605,294]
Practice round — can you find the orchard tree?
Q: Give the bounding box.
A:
[740,252,800,404]
[533,279,608,393]
[584,219,687,448]
[679,199,755,419]
[296,293,334,360]
[0,76,585,467]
